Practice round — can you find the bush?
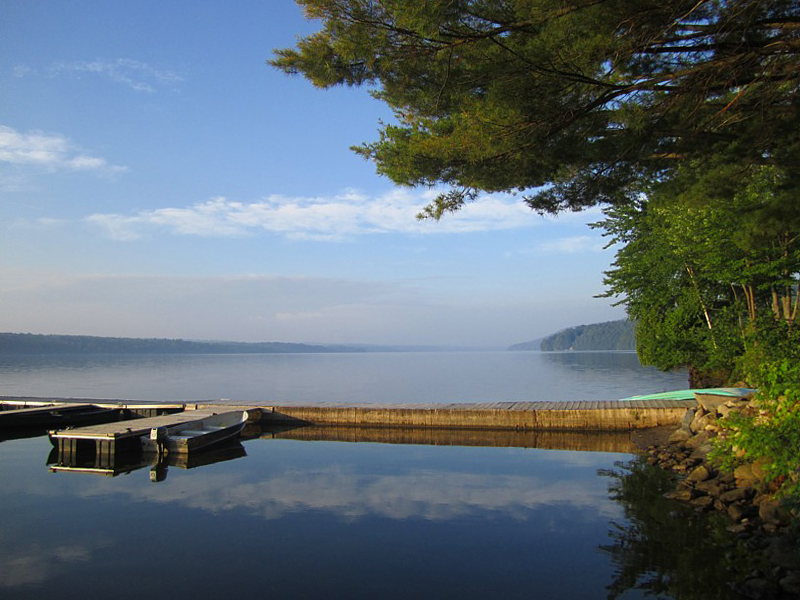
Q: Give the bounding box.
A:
[715,359,800,505]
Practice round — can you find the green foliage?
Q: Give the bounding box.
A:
[594,166,800,382]
[273,0,800,215]
[714,358,800,503]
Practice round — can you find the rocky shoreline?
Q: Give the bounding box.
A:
[639,393,800,598]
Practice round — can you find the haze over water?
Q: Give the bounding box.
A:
[0,350,687,403]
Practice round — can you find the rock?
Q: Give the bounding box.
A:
[720,488,753,503]
[759,499,792,526]
[727,503,755,522]
[690,409,710,433]
[685,430,710,449]
[695,392,729,413]
[680,408,696,428]
[687,465,711,483]
[751,456,771,480]
[727,523,750,534]
[689,442,714,460]
[717,403,734,419]
[735,463,760,489]
[690,495,715,510]
[696,480,723,497]
[668,427,692,443]
[665,487,696,501]
[780,571,800,596]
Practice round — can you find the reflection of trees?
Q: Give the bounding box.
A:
[599,459,756,600]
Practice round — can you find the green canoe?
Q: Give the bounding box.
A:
[617,387,756,402]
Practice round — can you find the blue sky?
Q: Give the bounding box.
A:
[0,1,625,347]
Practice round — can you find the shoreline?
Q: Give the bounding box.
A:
[638,398,800,598]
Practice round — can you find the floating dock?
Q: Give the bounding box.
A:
[49,408,253,467]
[1,396,697,434]
[261,399,697,431]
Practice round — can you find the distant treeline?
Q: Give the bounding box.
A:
[0,333,363,355]
[510,319,636,351]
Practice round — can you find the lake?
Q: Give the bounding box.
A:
[0,352,750,599]
[0,350,688,403]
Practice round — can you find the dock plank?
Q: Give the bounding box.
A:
[49,408,231,441]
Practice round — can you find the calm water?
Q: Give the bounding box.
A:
[0,353,750,599]
[0,350,688,403]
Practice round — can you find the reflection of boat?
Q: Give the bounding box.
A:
[617,388,755,402]
[142,411,249,455]
[49,437,248,479]
[149,441,247,482]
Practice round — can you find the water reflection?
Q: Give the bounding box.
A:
[268,424,639,453]
[600,458,754,600]
[5,429,621,596]
[47,438,248,481]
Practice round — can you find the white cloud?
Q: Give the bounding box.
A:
[12,64,33,78]
[0,124,127,174]
[49,58,183,93]
[86,190,541,241]
[534,235,605,254]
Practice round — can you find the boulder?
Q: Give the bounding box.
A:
[717,404,734,419]
[668,427,692,443]
[735,464,760,489]
[687,465,711,483]
[695,392,729,413]
[759,499,792,527]
[690,409,708,433]
[720,488,752,503]
[696,480,723,497]
[727,503,752,522]
[689,442,714,460]
[690,495,715,510]
[690,410,716,433]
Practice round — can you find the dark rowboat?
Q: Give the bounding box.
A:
[142,410,249,455]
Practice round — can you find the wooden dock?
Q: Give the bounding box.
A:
[1,395,698,435]
[49,408,247,467]
[261,399,697,431]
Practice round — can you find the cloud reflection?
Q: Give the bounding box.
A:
[0,537,105,588]
[79,464,621,523]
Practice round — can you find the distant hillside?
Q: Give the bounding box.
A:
[0,333,363,355]
[506,338,544,351]
[509,319,635,351]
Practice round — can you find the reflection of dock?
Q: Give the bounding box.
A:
[265,425,639,453]
[49,439,247,480]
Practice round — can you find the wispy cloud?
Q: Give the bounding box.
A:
[533,235,605,254]
[12,65,32,78]
[86,190,540,241]
[47,58,183,93]
[0,124,127,174]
